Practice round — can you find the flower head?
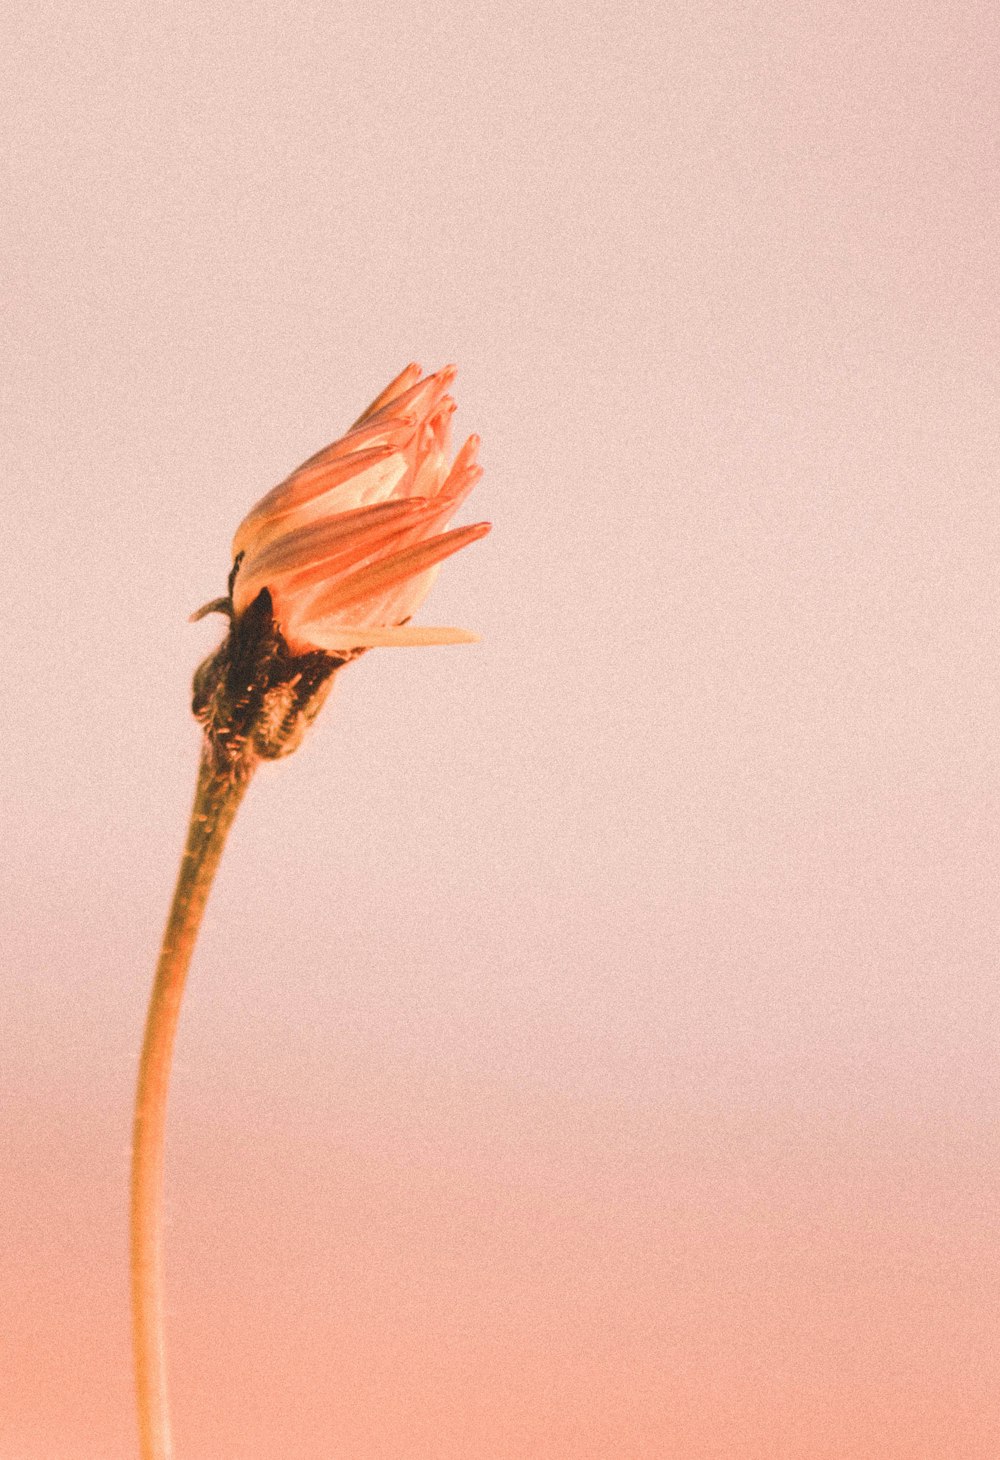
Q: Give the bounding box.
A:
[230,363,490,654]
[192,365,490,771]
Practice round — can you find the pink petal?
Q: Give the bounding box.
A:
[349,363,423,428]
[434,435,483,512]
[291,520,491,624]
[233,447,407,559]
[361,365,457,432]
[232,498,427,614]
[292,413,417,476]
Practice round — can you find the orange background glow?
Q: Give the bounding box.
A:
[2,2,998,1456]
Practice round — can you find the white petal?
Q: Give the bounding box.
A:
[301,623,480,650]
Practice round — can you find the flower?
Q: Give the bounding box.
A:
[229,364,490,655]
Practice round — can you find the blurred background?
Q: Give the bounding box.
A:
[2,2,998,1456]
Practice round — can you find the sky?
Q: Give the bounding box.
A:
[2,2,999,1456]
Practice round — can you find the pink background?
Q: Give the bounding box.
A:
[3,2,999,1456]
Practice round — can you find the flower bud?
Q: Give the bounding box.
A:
[192,366,490,772]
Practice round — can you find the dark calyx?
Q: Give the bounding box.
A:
[192,589,347,773]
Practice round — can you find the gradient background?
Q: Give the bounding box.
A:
[3,3,999,1457]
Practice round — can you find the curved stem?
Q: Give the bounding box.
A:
[130,749,253,1460]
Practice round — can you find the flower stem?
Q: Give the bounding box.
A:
[130,748,253,1460]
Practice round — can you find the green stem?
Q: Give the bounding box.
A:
[130,748,253,1460]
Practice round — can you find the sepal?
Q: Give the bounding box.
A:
[191,589,351,772]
